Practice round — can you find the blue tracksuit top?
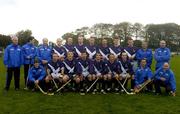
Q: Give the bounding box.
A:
[4,44,23,68]
[28,65,46,82]
[22,43,37,64]
[134,66,153,85]
[154,47,171,69]
[154,67,176,92]
[136,48,153,67]
[37,45,52,63]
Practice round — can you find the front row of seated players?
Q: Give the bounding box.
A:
[27,51,176,96]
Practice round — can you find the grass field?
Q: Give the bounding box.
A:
[0,56,180,114]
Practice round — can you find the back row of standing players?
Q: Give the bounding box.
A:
[3,35,176,96]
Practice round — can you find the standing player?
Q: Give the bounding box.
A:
[4,36,23,91]
[109,37,122,59]
[154,40,171,70]
[53,38,65,61]
[63,37,74,57]
[124,38,138,91]
[22,36,37,87]
[98,38,110,60]
[136,41,153,68]
[85,36,97,60]
[37,38,52,67]
[74,35,85,58]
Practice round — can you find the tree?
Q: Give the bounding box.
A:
[132,23,144,40]
[114,22,133,45]
[145,23,180,51]
[0,34,11,48]
[16,29,32,46]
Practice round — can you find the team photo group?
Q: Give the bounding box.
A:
[3,34,176,96]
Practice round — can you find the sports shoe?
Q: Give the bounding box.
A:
[101,89,107,94]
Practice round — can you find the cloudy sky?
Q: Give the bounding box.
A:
[0,0,179,42]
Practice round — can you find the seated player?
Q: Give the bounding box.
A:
[154,62,176,96]
[27,57,46,91]
[134,59,153,93]
[63,51,77,91]
[119,52,134,92]
[104,53,122,92]
[91,53,107,94]
[76,51,92,95]
[45,53,65,91]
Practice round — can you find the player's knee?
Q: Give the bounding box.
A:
[45,77,50,83]
[87,75,92,81]
[75,78,81,83]
[107,75,112,80]
[92,75,96,80]
[103,75,107,80]
[63,75,69,82]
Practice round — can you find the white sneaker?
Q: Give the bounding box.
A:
[101,89,107,94]
[107,88,111,92]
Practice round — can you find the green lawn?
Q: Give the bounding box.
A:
[0,56,180,114]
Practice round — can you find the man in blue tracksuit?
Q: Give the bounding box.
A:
[27,58,46,91]
[134,59,153,92]
[4,36,23,91]
[136,41,153,68]
[22,36,37,85]
[37,38,52,67]
[154,40,171,70]
[154,62,176,96]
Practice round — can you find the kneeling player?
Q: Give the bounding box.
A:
[104,53,122,92]
[134,59,153,93]
[76,51,92,95]
[154,63,176,96]
[27,58,46,91]
[45,53,65,91]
